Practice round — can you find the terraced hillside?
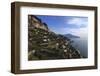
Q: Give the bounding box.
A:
[28,15,82,60]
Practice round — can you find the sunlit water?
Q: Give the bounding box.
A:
[70,37,88,58]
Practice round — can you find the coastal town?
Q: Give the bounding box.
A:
[28,15,82,60]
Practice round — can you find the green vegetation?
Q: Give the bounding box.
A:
[28,15,82,60]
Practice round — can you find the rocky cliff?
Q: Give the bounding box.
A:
[28,15,49,31]
[28,15,82,60]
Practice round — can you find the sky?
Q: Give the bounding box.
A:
[36,15,88,37]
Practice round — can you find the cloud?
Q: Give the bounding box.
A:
[52,27,88,37]
[66,17,88,28]
[50,17,88,38]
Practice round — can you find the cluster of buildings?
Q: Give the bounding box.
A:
[28,15,81,60]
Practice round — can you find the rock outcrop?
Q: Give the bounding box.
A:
[28,15,82,60]
[28,15,49,31]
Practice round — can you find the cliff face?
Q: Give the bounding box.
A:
[28,15,49,31]
[28,15,82,60]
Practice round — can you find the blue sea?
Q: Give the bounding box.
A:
[70,37,88,58]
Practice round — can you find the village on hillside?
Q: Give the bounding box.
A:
[28,15,82,60]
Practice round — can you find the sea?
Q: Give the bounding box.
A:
[70,37,88,58]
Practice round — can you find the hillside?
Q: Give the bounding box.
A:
[28,15,82,60]
[64,34,80,38]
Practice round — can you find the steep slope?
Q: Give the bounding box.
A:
[28,15,82,60]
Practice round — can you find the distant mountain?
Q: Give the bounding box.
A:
[28,15,82,60]
[63,34,80,38]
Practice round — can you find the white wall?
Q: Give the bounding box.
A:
[0,0,100,76]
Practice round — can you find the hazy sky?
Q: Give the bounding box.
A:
[36,15,88,37]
